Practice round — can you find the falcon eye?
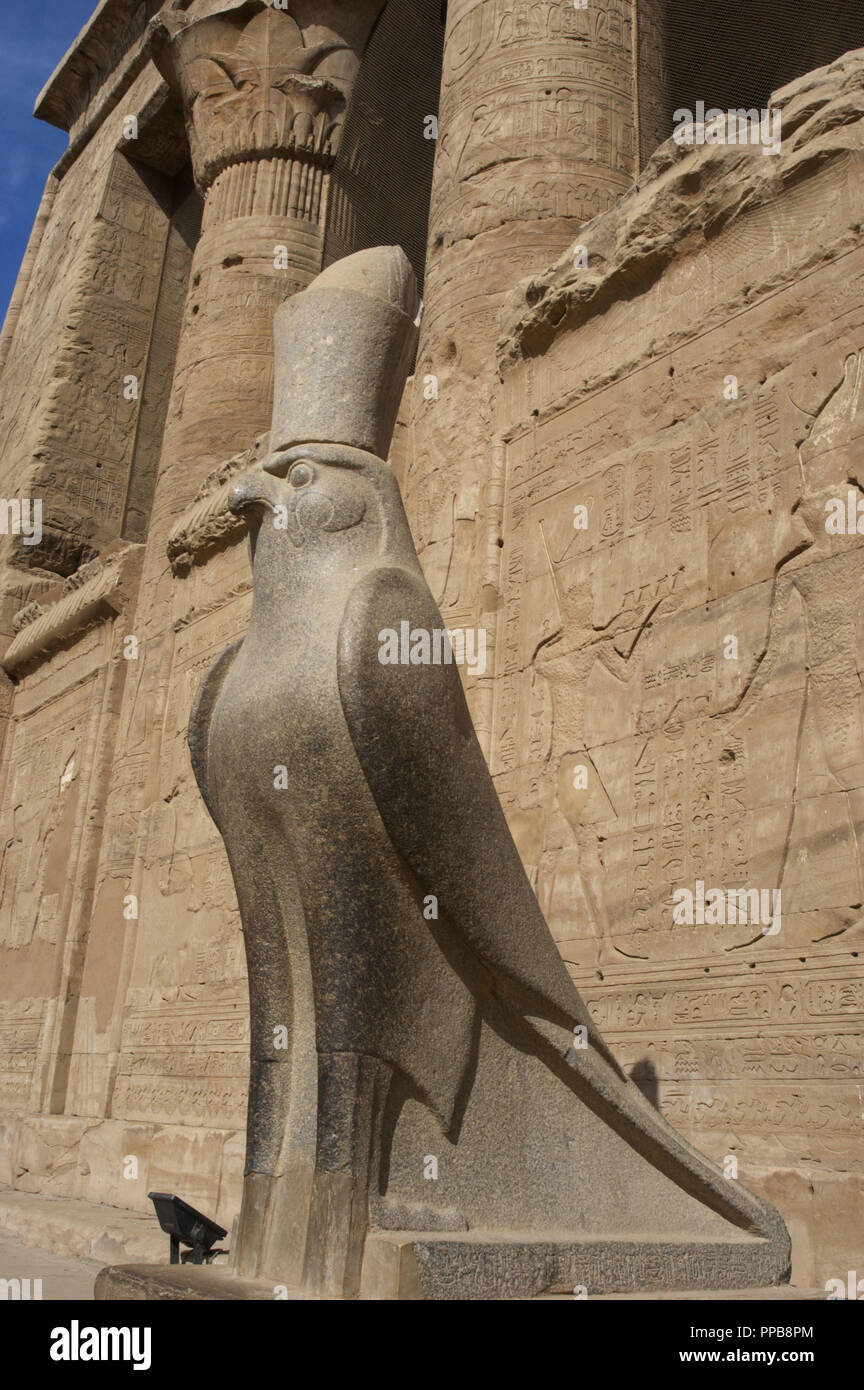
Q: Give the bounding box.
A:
[289,462,314,488]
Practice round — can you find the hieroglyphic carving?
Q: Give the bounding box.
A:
[611,1030,864,1082]
[0,1000,48,1112]
[113,1003,249,1127]
[86,580,253,1131]
[495,242,864,956]
[432,0,639,248]
[0,678,100,950]
[22,155,175,569]
[479,63,864,1260]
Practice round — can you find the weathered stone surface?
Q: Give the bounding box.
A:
[0,1,862,1301]
[127,244,789,1303]
[150,1,385,195]
[397,46,864,1288]
[95,1262,274,1300]
[0,1188,165,1265]
[360,1233,787,1301]
[94,1258,829,1301]
[271,250,421,457]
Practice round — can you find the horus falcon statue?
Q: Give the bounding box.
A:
[187,247,790,1300]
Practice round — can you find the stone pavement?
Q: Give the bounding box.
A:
[0,1231,101,1300]
[0,1187,166,1265]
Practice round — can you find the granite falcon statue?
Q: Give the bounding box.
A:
[187,247,790,1299]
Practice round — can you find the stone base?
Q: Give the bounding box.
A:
[359,1232,789,1300]
[95,1263,280,1301]
[572,1288,827,1301]
[97,1230,798,1301]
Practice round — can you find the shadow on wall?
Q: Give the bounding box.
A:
[324,0,445,295]
[665,0,864,131]
[630,1057,660,1111]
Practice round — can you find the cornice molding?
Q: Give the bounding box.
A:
[3,551,136,675]
[166,433,269,575]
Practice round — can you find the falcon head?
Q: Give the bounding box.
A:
[228,441,410,576]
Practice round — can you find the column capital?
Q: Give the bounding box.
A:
[150,0,384,194]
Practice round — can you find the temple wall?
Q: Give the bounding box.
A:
[0,49,201,1211]
[0,0,442,1234]
[0,66,179,595]
[398,0,669,752]
[0,0,862,1289]
[402,51,864,1285]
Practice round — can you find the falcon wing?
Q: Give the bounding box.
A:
[337,565,609,1046]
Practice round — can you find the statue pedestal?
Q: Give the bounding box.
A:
[96,1230,801,1301]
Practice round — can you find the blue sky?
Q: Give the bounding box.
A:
[0,0,96,324]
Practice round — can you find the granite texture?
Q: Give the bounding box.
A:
[166,246,791,1300]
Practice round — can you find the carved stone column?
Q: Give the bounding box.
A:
[416,0,669,388]
[81,3,386,1150]
[398,0,669,747]
[149,0,385,493]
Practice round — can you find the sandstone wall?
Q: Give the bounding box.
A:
[0,45,199,1205]
[0,0,442,1234]
[397,0,669,754]
[1,0,862,1290]
[401,50,864,1284]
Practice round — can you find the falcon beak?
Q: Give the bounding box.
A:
[229,468,283,517]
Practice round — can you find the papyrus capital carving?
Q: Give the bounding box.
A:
[150,0,385,195]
